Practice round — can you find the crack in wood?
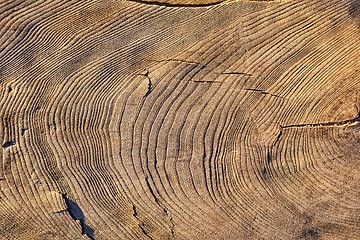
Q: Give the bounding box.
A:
[282,113,360,129]
[127,0,225,8]
[192,80,222,83]
[143,176,175,238]
[169,216,175,238]
[139,222,154,240]
[144,175,160,205]
[21,128,28,136]
[127,0,281,8]
[221,72,253,77]
[138,70,153,97]
[132,204,138,219]
[274,128,283,145]
[60,193,95,240]
[2,140,15,149]
[245,88,283,98]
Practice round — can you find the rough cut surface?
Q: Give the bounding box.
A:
[0,0,359,239]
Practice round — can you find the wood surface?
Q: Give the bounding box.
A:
[0,0,359,239]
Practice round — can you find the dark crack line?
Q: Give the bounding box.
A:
[163,207,175,237]
[132,204,138,219]
[127,0,277,8]
[245,88,283,98]
[145,176,160,206]
[266,113,359,166]
[282,114,360,129]
[147,78,152,96]
[274,127,283,145]
[139,222,154,240]
[266,126,283,166]
[127,0,224,8]
[221,72,253,77]
[266,112,359,168]
[169,216,175,237]
[133,205,163,240]
[144,177,174,238]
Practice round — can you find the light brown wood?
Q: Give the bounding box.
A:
[0,0,359,239]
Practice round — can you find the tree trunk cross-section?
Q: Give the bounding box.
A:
[0,0,359,239]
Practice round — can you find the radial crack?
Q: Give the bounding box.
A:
[245,88,283,98]
[282,114,359,129]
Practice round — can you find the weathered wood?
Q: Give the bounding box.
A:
[0,0,359,239]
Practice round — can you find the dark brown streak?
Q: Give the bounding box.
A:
[192,80,222,83]
[127,0,224,8]
[221,72,253,77]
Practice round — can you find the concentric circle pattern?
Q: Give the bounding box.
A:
[0,0,359,239]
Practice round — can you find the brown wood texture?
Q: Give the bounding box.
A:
[0,0,359,239]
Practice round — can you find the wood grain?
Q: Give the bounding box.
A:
[0,0,359,239]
